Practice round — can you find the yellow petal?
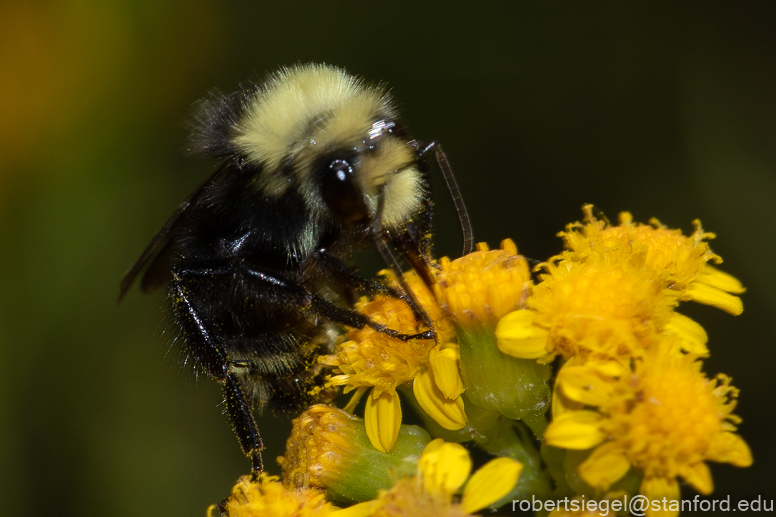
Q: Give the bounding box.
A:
[556,365,615,407]
[428,344,464,399]
[679,462,713,495]
[342,386,368,413]
[543,410,605,449]
[551,380,584,419]
[640,476,680,517]
[578,442,630,490]
[664,312,708,356]
[418,441,472,495]
[332,501,377,517]
[413,369,467,430]
[461,457,522,513]
[587,360,627,377]
[364,390,402,452]
[700,265,746,294]
[687,282,743,315]
[495,310,549,359]
[707,432,753,467]
[422,437,445,454]
[501,238,518,254]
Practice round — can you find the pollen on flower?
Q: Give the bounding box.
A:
[559,205,745,315]
[321,296,434,397]
[210,473,334,517]
[320,277,467,451]
[434,239,532,327]
[522,257,677,362]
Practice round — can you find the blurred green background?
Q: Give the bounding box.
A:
[1,2,774,516]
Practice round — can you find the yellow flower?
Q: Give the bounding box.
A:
[560,205,745,315]
[434,239,532,327]
[544,339,752,516]
[347,439,522,516]
[324,296,428,397]
[497,256,676,363]
[321,273,466,452]
[210,473,336,517]
[495,206,744,364]
[398,269,457,343]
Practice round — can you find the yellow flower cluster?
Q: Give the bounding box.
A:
[496,207,744,365]
[560,209,744,314]
[207,205,752,517]
[494,206,750,515]
[546,341,751,500]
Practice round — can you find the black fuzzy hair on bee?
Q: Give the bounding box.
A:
[187,85,257,159]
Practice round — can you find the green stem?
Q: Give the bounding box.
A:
[465,401,553,502]
[522,412,548,439]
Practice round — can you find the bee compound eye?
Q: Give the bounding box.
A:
[321,158,369,223]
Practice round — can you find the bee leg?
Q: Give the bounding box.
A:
[388,229,435,286]
[308,293,434,342]
[170,270,265,475]
[372,187,437,342]
[312,249,405,299]
[312,251,434,339]
[208,258,430,342]
[223,373,265,476]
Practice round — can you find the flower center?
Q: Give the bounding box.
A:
[606,365,721,478]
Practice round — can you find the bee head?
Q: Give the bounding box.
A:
[313,120,424,232]
[226,64,426,233]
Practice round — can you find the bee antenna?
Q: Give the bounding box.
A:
[433,145,474,256]
[417,142,473,257]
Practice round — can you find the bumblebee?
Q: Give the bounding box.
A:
[120,64,471,474]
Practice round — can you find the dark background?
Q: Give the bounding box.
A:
[1,3,774,516]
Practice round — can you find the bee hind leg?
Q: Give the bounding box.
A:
[169,270,265,475]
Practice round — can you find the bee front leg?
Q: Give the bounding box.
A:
[231,258,434,342]
[312,249,405,299]
[308,292,434,341]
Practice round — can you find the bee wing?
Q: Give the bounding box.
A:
[118,164,227,301]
